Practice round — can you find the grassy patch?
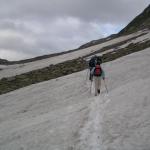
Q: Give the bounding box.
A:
[0,40,149,95]
[0,58,87,95]
[84,33,146,58]
[119,5,150,35]
[102,40,150,63]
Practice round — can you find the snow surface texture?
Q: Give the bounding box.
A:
[0,30,148,79]
[0,71,92,150]
[0,47,150,150]
[119,31,150,49]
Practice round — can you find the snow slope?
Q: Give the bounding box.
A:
[0,30,148,79]
[0,47,150,150]
[119,30,150,49]
[75,48,150,150]
[0,71,92,150]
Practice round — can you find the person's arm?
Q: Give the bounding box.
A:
[91,67,95,75]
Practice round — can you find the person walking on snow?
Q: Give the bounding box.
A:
[93,63,105,96]
[89,55,105,96]
[89,55,102,81]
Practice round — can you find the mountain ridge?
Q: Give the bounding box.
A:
[0,4,149,65]
[119,4,150,35]
[0,5,150,95]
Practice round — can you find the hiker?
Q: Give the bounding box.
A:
[89,55,105,96]
[88,55,102,81]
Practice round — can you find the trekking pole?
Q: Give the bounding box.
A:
[85,69,89,81]
[103,78,108,93]
[90,80,93,94]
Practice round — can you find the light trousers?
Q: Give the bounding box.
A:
[94,76,101,95]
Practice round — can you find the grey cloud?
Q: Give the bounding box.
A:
[0,0,149,60]
[0,35,37,54]
[0,18,106,60]
[0,20,33,36]
[0,0,149,23]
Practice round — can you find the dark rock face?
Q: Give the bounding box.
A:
[0,5,149,95]
[78,34,117,49]
[119,4,150,35]
[0,58,9,64]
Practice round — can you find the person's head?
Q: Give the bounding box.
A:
[97,56,102,65]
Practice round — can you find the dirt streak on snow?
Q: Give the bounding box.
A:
[74,94,111,150]
[0,30,147,79]
[0,47,150,149]
[119,30,150,49]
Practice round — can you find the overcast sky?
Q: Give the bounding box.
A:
[0,0,149,61]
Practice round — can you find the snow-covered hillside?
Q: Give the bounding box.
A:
[0,47,150,150]
[0,30,149,79]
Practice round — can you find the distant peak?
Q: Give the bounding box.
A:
[118,4,150,35]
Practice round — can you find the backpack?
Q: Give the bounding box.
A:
[89,57,97,68]
[89,56,102,68]
[94,65,102,76]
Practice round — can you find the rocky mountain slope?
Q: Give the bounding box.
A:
[0,4,150,150]
[0,4,149,65]
[119,4,150,35]
[80,4,150,48]
[0,29,149,94]
[0,47,150,150]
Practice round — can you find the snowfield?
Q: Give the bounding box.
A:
[0,47,150,150]
[119,30,150,49]
[0,30,149,79]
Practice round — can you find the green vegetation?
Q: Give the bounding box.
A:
[0,40,149,95]
[84,33,146,58]
[0,3,150,95]
[119,5,150,35]
[102,40,150,62]
[0,58,87,94]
